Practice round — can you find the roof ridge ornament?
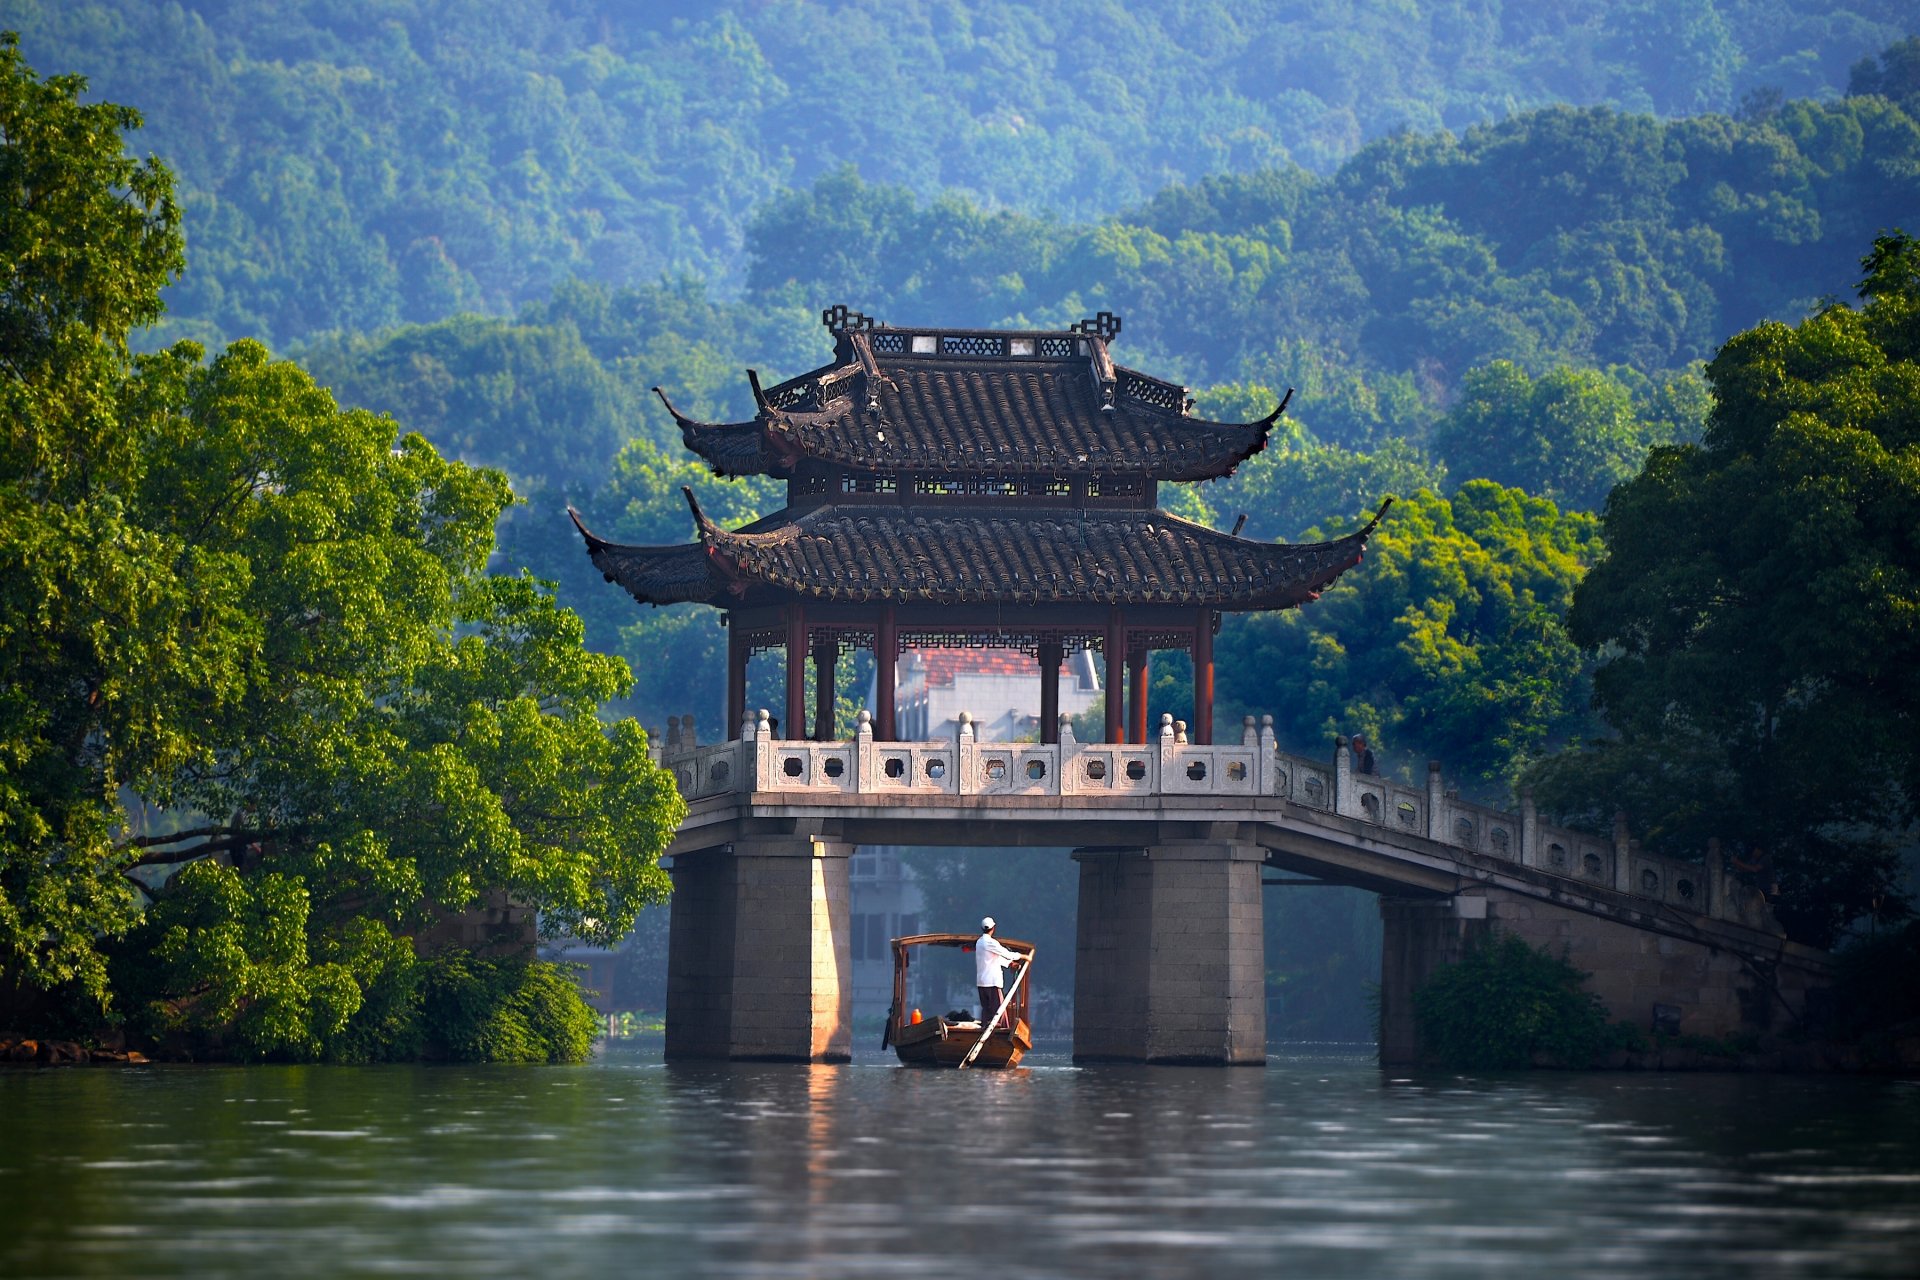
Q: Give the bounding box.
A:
[1069,311,1122,342]
[823,304,877,334]
[565,505,608,552]
[681,485,717,539]
[1358,496,1394,539]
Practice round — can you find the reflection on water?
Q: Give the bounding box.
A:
[3,1042,1918,1278]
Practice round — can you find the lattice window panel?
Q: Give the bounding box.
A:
[1128,631,1194,652]
[792,472,831,497]
[818,371,859,403]
[891,629,1093,657]
[1120,372,1185,411]
[816,627,877,655]
[913,475,1070,498]
[916,475,991,497]
[1087,475,1145,498]
[740,628,788,657]
[940,334,1003,357]
[840,473,897,495]
[870,332,906,354]
[764,381,809,409]
[1039,336,1076,357]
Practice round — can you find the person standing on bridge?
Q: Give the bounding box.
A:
[975,917,1023,1028]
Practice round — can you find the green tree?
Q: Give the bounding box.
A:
[1533,233,1920,946]
[0,39,683,1057]
[1216,484,1604,795]
[1849,34,1920,117]
[0,30,187,1002]
[1432,360,1694,510]
[1412,934,1619,1068]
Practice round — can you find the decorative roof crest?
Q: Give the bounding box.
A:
[822,304,877,334]
[1069,311,1123,342]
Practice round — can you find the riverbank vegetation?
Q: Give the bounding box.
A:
[1412,936,1630,1069]
[0,35,682,1061]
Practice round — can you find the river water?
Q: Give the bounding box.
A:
[3,1041,1918,1279]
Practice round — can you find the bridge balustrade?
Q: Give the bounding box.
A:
[653,708,1767,926]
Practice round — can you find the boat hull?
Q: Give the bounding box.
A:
[890,1017,1031,1068]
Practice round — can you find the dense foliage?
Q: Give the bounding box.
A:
[1218,484,1606,789]
[1412,934,1623,1068]
[0,38,683,1059]
[9,2,1912,349]
[1529,233,1920,947]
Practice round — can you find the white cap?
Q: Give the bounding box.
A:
[981,916,996,931]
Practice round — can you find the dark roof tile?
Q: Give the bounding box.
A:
[574,500,1389,612]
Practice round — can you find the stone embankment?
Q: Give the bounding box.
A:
[1,1034,148,1066]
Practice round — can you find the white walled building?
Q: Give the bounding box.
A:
[893,646,1102,742]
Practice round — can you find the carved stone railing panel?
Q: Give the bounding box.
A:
[1060,744,1158,795]
[1161,743,1259,795]
[866,742,960,793]
[969,744,1062,797]
[760,741,857,793]
[1273,749,1333,811]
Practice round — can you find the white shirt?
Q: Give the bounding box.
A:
[974,932,1019,987]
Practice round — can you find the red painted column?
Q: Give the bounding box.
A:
[875,607,898,741]
[812,635,837,740]
[1128,642,1150,745]
[1193,608,1215,745]
[726,618,747,740]
[1104,608,1125,744]
[1038,639,1063,744]
[784,602,807,740]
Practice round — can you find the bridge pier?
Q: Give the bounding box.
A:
[1377,898,1461,1067]
[664,835,853,1062]
[1073,841,1266,1065]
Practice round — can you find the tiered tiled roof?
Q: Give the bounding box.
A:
[657,308,1284,482]
[571,494,1390,612]
[578,308,1388,622]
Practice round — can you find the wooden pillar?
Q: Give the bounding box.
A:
[1193,608,1215,746]
[1128,642,1149,746]
[1103,608,1125,745]
[726,617,747,740]
[1038,639,1064,744]
[784,602,806,740]
[812,634,837,741]
[875,607,898,742]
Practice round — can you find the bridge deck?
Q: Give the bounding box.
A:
[659,713,1807,960]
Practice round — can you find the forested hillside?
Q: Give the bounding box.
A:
[284,55,1919,804]
[6,0,1914,348]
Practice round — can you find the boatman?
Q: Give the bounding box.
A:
[975,916,1023,1029]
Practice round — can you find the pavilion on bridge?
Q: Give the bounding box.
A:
[571,305,1386,746]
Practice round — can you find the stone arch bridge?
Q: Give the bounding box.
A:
[654,711,1832,1066]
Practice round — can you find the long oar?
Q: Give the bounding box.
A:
[959,955,1031,1070]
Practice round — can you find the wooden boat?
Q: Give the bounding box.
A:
[883,932,1034,1068]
